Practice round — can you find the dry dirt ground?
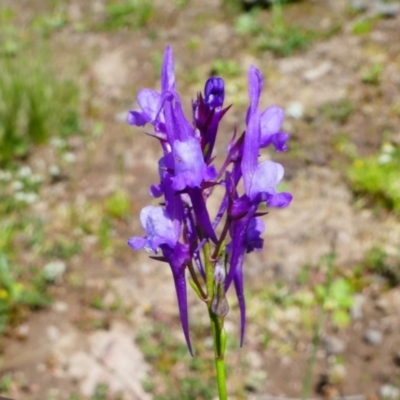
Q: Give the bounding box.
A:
[1,0,400,399]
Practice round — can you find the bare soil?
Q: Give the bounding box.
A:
[1,0,400,399]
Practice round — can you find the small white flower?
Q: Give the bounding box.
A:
[382,142,395,154]
[30,174,43,184]
[24,192,39,204]
[18,166,32,178]
[49,165,60,176]
[0,170,12,182]
[378,154,391,164]
[50,137,66,148]
[12,180,24,191]
[44,261,66,282]
[14,192,38,204]
[63,152,76,163]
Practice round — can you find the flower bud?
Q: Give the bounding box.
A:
[214,259,226,285]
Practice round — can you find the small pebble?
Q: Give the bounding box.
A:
[53,301,68,313]
[43,261,66,283]
[285,102,304,119]
[379,384,400,400]
[373,2,400,18]
[47,325,60,342]
[350,0,368,12]
[15,324,30,340]
[364,329,383,346]
[351,294,365,320]
[322,336,346,356]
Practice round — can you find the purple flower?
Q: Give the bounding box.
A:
[224,66,292,345]
[260,106,289,152]
[127,206,179,252]
[171,137,217,191]
[127,46,292,353]
[127,46,175,134]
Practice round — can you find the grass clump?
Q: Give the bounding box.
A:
[234,2,314,56]
[348,143,400,213]
[0,52,80,165]
[0,253,51,334]
[100,0,154,30]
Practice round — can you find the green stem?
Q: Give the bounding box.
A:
[210,311,227,400]
[203,241,228,400]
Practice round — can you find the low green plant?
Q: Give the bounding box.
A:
[315,276,355,328]
[234,1,314,56]
[100,0,154,30]
[362,63,383,85]
[352,18,376,35]
[365,247,400,287]
[0,53,80,164]
[321,99,354,125]
[0,253,51,334]
[31,10,67,37]
[104,189,130,219]
[348,143,400,213]
[0,8,24,56]
[137,323,217,399]
[211,59,242,78]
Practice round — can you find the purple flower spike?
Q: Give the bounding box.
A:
[127,46,292,353]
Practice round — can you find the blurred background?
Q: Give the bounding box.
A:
[0,0,400,399]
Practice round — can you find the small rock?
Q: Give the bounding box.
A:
[373,2,400,18]
[350,0,368,12]
[303,61,332,82]
[379,384,400,400]
[285,102,304,119]
[246,351,263,369]
[364,329,383,346]
[350,294,365,320]
[245,370,268,393]
[53,301,68,313]
[114,111,128,123]
[15,324,30,340]
[43,261,66,283]
[329,363,346,384]
[322,336,346,356]
[375,296,389,313]
[47,325,61,342]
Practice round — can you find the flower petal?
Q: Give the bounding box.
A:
[140,206,178,252]
[245,217,265,253]
[161,45,175,93]
[249,160,284,200]
[127,236,147,250]
[127,110,148,126]
[172,137,214,190]
[260,106,284,136]
[267,192,293,208]
[137,89,161,122]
